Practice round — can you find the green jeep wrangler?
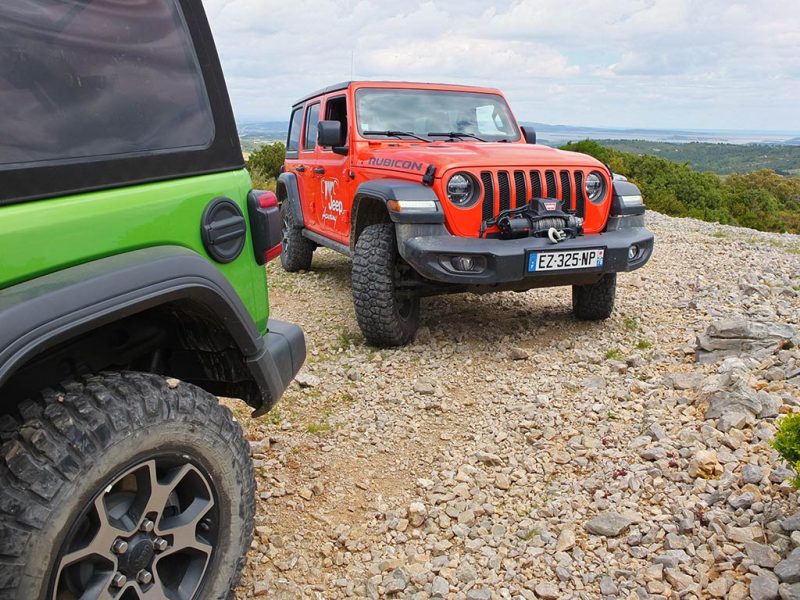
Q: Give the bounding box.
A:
[0,2,305,599]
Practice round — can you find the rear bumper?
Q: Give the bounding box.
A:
[396,218,654,286]
[247,318,306,415]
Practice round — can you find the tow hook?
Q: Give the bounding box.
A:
[548,228,567,244]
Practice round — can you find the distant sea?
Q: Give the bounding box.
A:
[237,120,800,147]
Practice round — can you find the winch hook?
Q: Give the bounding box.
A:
[548,228,567,244]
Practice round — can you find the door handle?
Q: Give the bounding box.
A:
[295,165,306,172]
[313,167,325,175]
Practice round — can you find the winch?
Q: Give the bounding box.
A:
[481,198,584,242]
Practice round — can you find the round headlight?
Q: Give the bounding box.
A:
[585,172,606,203]
[447,173,478,207]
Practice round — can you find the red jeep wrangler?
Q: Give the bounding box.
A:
[278,81,654,346]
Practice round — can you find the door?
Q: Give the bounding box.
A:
[286,102,321,232]
[315,94,353,244]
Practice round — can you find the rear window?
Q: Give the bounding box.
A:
[0,0,214,169]
[286,108,303,154]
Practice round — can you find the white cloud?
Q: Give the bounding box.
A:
[203,0,800,130]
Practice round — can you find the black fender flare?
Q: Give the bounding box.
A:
[0,246,265,391]
[354,179,444,223]
[277,171,305,226]
[610,180,646,216]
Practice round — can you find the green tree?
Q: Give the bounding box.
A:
[247,142,285,190]
[561,139,799,234]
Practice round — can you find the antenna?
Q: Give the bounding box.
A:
[350,50,354,79]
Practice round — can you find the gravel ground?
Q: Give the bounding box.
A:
[231,212,800,599]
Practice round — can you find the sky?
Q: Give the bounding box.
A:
[204,0,800,132]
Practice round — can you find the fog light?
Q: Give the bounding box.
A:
[439,255,487,273]
[628,245,639,260]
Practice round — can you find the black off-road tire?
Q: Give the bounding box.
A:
[352,223,420,347]
[0,371,255,600]
[572,273,617,320]
[280,202,314,272]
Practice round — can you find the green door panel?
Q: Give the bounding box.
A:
[0,169,269,333]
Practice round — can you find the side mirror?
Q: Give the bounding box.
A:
[318,120,344,148]
[521,126,536,144]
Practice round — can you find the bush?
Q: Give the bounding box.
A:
[772,414,800,488]
[561,140,799,234]
[246,142,285,191]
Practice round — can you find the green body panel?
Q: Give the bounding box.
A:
[0,169,269,333]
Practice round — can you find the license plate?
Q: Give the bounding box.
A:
[527,248,604,273]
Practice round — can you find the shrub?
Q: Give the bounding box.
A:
[772,414,800,488]
[247,141,286,180]
[561,140,799,234]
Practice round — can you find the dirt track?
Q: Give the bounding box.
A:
[233,212,800,599]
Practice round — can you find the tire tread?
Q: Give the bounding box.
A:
[572,273,617,321]
[352,223,420,346]
[0,372,255,600]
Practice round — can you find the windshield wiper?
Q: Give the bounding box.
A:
[363,130,431,142]
[427,131,487,142]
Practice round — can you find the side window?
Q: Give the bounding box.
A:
[324,96,348,150]
[303,103,321,151]
[286,108,303,156]
[0,0,214,168]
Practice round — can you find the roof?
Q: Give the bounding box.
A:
[291,81,502,107]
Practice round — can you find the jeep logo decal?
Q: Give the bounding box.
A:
[321,179,343,223]
[366,157,424,172]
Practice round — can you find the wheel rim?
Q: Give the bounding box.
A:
[51,454,219,600]
[281,210,291,249]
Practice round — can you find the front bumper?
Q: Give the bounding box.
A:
[247,318,306,415]
[396,219,654,286]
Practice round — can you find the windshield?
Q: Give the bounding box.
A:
[355,88,520,142]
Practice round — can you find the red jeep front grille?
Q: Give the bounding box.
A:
[478,168,585,219]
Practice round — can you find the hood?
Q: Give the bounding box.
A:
[354,142,604,177]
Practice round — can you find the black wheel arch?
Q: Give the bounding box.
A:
[277,172,305,227]
[351,178,444,251]
[0,246,293,415]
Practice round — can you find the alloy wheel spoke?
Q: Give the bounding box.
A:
[141,460,183,519]
[57,494,122,573]
[158,494,215,555]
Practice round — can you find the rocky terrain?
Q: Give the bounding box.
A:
[231,212,800,599]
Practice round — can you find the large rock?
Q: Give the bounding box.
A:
[746,541,782,568]
[775,548,800,584]
[534,582,560,599]
[780,583,800,600]
[382,568,408,594]
[701,371,762,420]
[696,318,795,363]
[664,372,706,390]
[750,572,779,600]
[585,511,637,537]
[431,576,450,598]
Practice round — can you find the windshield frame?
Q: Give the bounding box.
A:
[354,87,521,143]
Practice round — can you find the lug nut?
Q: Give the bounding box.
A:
[111,539,128,555]
[153,537,168,552]
[136,570,153,585]
[139,519,155,533]
[111,573,127,588]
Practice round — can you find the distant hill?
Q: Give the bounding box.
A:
[562,139,800,234]
[238,121,287,151]
[591,140,800,177]
[236,120,800,176]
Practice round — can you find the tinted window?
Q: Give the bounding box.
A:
[355,88,520,142]
[0,0,214,168]
[304,104,320,151]
[325,96,348,148]
[286,108,303,153]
